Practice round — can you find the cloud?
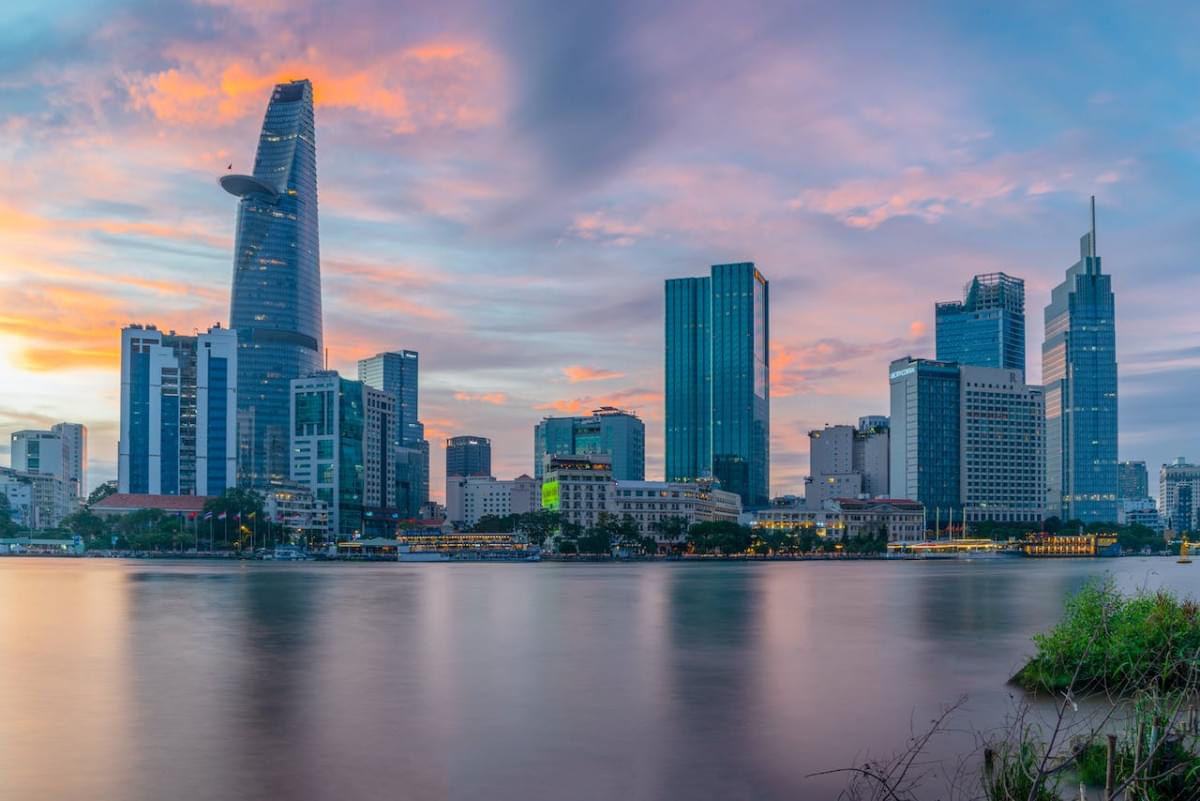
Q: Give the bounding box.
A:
[562,365,625,382]
[535,387,662,419]
[454,391,508,405]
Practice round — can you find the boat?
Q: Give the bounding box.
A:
[1179,538,1192,565]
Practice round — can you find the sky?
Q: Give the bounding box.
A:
[1,0,1199,501]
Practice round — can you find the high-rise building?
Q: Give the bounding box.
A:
[445,436,492,523]
[51,423,87,498]
[450,474,541,529]
[10,431,64,485]
[935,272,1025,372]
[805,420,889,509]
[1159,458,1200,533]
[665,262,769,508]
[534,407,645,481]
[358,350,429,509]
[289,372,370,539]
[1043,198,1119,523]
[118,324,238,496]
[1118,460,1149,501]
[540,454,613,532]
[0,466,75,529]
[889,357,961,526]
[222,79,323,488]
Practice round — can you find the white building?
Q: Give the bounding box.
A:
[454,474,541,529]
[1159,458,1200,532]
[118,324,237,496]
[542,454,613,531]
[751,497,926,543]
[806,418,889,509]
[0,467,76,529]
[1119,498,1162,533]
[264,484,330,544]
[12,424,89,499]
[607,479,741,547]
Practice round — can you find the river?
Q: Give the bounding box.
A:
[0,557,1193,800]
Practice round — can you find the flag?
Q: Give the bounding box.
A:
[204,512,213,521]
[218,512,227,521]
[188,512,198,521]
[234,513,241,522]
[247,511,256,519]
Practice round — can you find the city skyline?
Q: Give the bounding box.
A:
[2,1,1198,500]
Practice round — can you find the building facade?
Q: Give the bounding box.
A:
[1118,461,1149,501]
[223,79,323,488]
[540,454,613,531]
[359,350,429,508]
[263,483,329,544]
[935,272,1026,372]
[452,474,541,529]
[751,498,926,543]
[607,480,741,546]
[806,419,889,509]
[1119,498,1162,534]
[0,467,76,529]
[534,407,645,481]
[1042,199,1119,523]
[118,324,238,497]
[889,357,962,526]
[1159,458,1200,533]
[289,372,365,539]
[665,262,769,508]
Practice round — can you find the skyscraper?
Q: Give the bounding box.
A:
[935,273,1026,372]
[118,324,238,496]
[1043,198,1118,523]
[665,262,769,508]
[534,407,645,481]
[1118,460,1149,500]
[51,423,87,498]
[222,79,322,488]
[445,436,492,524]
[358,350,429,509]
[888,357,961,526]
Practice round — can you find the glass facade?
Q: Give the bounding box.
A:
[665,263,769,509]
[935,272,1025,372]
[358,350,428,510]
[446,436,491,477]
[1042,205,1118,524]
[889,358,961,526]
[533,408,645,481]
[225,79,323,488]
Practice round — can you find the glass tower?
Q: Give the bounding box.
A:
[888,357,961,528]
[222,79,323,488]
[358,350,429,511]
[1042,198,1118,523]
[665,263,769,509]
[935,272,1025,372]
[534,407,645,481]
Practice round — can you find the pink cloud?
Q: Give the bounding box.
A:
[562,365,625,383]
[454,391,508,405]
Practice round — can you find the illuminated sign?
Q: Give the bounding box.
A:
[542,480,561,510]
[889,366,916,380]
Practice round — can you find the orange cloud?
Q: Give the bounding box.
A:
[129,41,504,134]
[562,365,625,383]
[454,391,508,405]
[535,388,663,420]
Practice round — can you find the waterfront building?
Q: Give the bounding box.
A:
[451,474,541,529]
[52,423,87,498]
[262,483,329,544]
[750,498,926,543]
[890,359,1044,526]
[935,272,1025,372]
[540,454,613,531]
[10,431,64,486]
[665,262,769,508]
[1042,198,1119,523]
[445,435,491,523]
[1118,498,1162,534]
[888,357,961,526]
[118,324,238,496]
[0,467,75,529]
[91,493,211,519]
[222,79,323,488]
[607,479,741,548]
[1118,460,1150,501]
[393,445,427,519]
[289,372,366,539]
[805,420,889,509]
[362,385,398,513]
[1159,458,1200,532]
[359,350,429,507]
[534,407,645,481]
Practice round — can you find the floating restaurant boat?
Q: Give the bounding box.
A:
[335,533,541,562]
[1015,532,1120,558]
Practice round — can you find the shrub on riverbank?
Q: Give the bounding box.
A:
[1013,580,1200,694]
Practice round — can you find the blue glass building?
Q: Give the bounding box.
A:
[222,79,323,488]
[935,272,1025,372]
[665,263,769,509]
[358,350,429,511]
[534,407,645,481]
[888,357,962,527]
[1043,199,1119,523]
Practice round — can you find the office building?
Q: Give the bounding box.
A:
[444,435,491,522]
[0,466,75,530]
[1159,458,1200,533]
[1119,498,1162,534]
[52,423,87,498]
[534,407,645,481]
[362,385,397,512]
[1043,198,1119,523]
[805,420,889,509]
[263,483,330,544]
[118,324,238,496]
[607,479,741,548]
[1118,461,1149,501]
[289,372,368,539]
[936,272,1025,371]
[223,79,323,487]
[10,431,64,484]
[665,262,769,508]
[450,474,541,529]
[889,357,961,526]
[959,366,1045,524]
[540,454,613,531]
[359,350,430,508]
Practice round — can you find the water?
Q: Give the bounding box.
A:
[0,558,1194,801]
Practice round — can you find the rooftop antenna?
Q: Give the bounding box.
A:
[1090,195,1097,258]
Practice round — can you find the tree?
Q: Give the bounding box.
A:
[650,516,690,548]
[202,489,270,549]
[61,509,110,547]
[0,493,20,537]
[515,510,561,547]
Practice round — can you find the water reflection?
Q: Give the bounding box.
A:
[2,558,1198,801]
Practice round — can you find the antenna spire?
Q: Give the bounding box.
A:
[1090,195,1096,258]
